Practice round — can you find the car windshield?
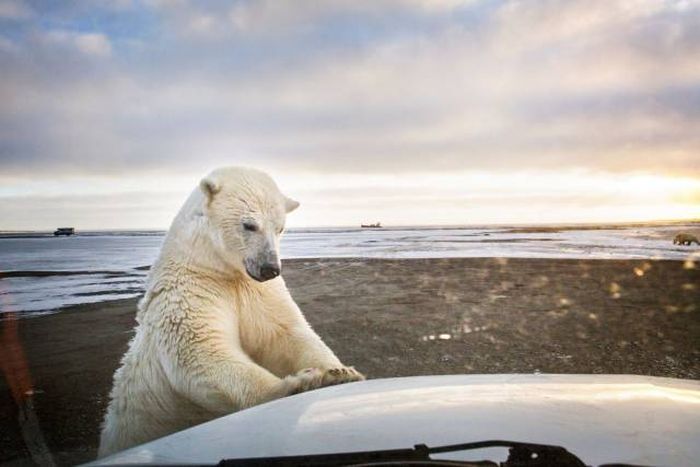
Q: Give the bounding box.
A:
[1,1,698,466]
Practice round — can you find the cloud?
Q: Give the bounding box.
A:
[0,0,699,180]
[151,0,480,39]
[0,0,32,20]
[37,30,112,57]
[73,32,112,57]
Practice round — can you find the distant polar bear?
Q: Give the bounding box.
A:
[673,233,699,246]
[98,167,364,457]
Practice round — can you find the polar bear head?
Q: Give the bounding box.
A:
[197,167,299,282]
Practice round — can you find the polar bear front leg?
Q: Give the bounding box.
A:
[167,349,338,414]
[263,322,366,386]
[254,283,366,387]
[293,334,366,386]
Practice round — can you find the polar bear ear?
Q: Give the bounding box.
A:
[284,196,300,213]
[200,177,221,202]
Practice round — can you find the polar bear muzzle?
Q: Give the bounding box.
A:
[244,255,281,282]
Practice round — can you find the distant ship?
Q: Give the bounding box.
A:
[53,227,75,236]
[361,222,382,228]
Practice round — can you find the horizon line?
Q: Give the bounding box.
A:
[2,217,699,234]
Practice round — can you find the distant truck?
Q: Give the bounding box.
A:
[53,227,75,236]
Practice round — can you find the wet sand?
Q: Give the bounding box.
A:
[1,257,699,465]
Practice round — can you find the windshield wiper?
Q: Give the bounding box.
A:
[218,439,604,466]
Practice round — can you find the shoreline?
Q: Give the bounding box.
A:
[4,256,700,321]
[1,218,698,235]
[1,257,699,465]
[3,222,699,317]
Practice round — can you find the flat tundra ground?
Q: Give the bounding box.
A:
[1,257,698,465]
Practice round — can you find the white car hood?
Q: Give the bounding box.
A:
[92,374,700,466]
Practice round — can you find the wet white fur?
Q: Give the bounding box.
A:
[98,167,363,457]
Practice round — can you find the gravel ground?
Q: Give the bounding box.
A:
[1,257,698,465]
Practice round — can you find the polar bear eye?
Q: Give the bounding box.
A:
[242,222,259,232]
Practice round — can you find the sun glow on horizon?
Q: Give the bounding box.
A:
[0,169,698,230]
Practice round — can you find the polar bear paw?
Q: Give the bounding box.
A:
[321,366,365,386]
[282,366,365,395]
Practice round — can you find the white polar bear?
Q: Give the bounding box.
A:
[98,167,364,457]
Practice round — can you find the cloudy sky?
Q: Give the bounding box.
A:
[1,0,699,230]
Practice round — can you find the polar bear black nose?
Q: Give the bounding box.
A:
[259,263,281,281]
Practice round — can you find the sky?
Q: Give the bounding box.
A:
[0,0,699,230]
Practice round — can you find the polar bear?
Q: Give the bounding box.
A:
[673,233,699,246]
[98,167,364,457]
